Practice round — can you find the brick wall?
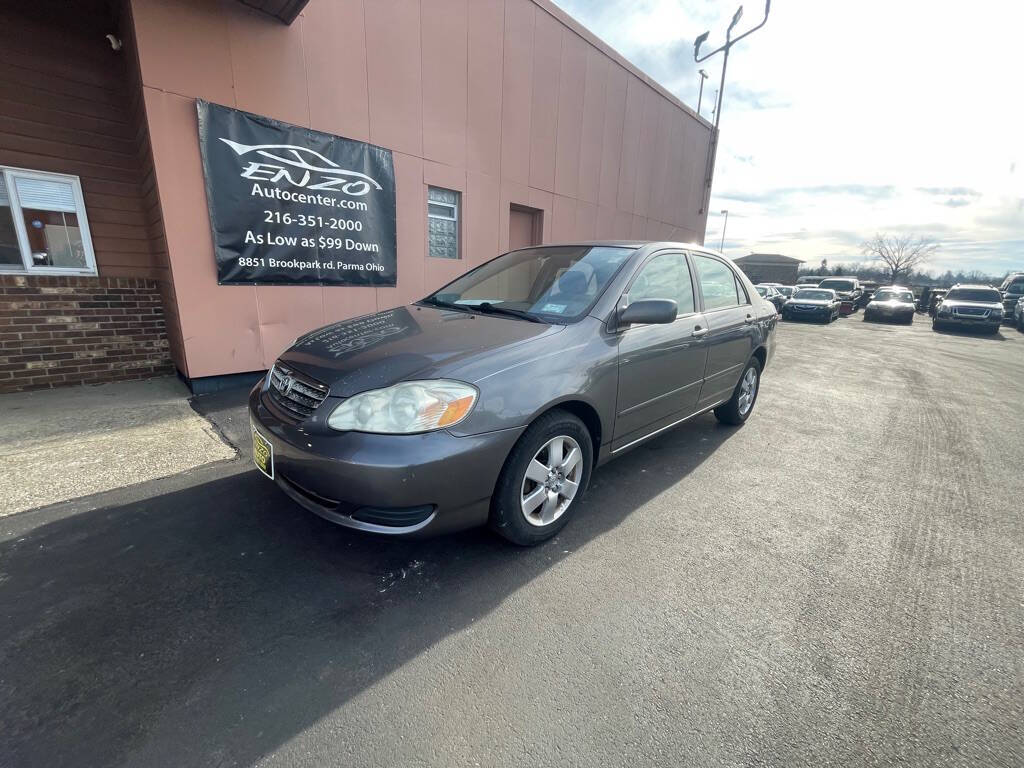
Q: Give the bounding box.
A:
[0,275,173,392]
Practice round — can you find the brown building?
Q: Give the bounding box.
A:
[0,0,714,393]
[731,253,804,286]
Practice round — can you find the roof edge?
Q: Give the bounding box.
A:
[531,0,713,130]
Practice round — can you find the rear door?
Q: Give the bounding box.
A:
[691,253,757,410]
[612,250,709,449]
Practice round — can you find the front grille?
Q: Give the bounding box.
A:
[794,304,817,311]
[268,362,329,420]
[953,307,989,317]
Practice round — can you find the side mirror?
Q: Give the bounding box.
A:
[619,299,677,326]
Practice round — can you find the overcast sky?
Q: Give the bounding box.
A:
[553,0,1023,275]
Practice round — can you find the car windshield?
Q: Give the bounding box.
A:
[778,287,794,297]
[421,245,635,323]
[1006,278,1024,291]
[793,290,832,300]
[945,288,1000,302]
[819,279,855,291]
[874,290,914,302]
[755,286,768,296]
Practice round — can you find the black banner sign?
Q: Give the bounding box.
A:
[196,100,397,286]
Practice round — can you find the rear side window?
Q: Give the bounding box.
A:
[693,254,741,310]
[628,252,695,315]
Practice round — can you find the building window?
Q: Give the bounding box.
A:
[0,167,97,275]
[427,186,459,259]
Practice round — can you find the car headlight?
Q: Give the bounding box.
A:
[991,307,1003,317]
[937,305,951,316]
[327,380,478,433]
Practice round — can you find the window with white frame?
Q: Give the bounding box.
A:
[0,167,97,275]
[427,186,460,259]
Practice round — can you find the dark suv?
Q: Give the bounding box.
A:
[933,284,1004,333]
[817,277,863,315]
[998,273,1024,323]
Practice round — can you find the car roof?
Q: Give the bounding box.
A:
[516,241,730,258]
[950,283,997,290]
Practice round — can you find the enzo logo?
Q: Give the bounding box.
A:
[219,139,383,197]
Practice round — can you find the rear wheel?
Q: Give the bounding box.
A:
[714,357,761,426]
[490,409,593,546]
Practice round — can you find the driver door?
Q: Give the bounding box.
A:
[612,251,709,450]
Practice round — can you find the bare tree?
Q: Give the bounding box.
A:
[861,234,938,284]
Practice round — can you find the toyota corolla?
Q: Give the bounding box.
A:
[249,242,776,545]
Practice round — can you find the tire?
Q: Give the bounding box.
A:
[490,409,593,546]
[714,357,762,426]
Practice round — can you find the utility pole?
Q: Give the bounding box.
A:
[693,1,771,215]
[719,210,730,252]
[697,69,709,116]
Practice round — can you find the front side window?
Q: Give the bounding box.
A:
[423,245,634,323]
[427,186,459,259]
[693,254,741,311]
[627,252,695,315]
[0,167,96,274]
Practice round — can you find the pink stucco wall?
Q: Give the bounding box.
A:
[130,0,713,380]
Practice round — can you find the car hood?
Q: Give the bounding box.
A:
[869,299,915,308]
[277,305,562,396]
[787,298,832,306]
[941,300,1002,310]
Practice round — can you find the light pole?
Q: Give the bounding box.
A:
[697,69,709,116]
[694,1,771,215]
[719,209,729,252]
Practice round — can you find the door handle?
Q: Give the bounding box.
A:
[691,325,708,338]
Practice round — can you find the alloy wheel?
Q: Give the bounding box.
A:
[520,435,583,527]
[738,367,758,416]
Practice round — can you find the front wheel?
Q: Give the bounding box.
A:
[715,357,762,426]
[490,409,593,546]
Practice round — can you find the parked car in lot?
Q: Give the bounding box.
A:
[782,288,840,323]
[998,272,1024,323]
[755,284,787,312]
[932,285,1004,333]
[796,275,828,287]
[863,287,915,324]
[858,281,879,308]
[817,277,863,315]
[1014,296,1024,331]
[924,288,947,316]
[249,242,777,545]
[776,285,797,300]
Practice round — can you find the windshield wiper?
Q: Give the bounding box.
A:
[475,302,544,323]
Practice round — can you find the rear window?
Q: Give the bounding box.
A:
[945,288,1000,302]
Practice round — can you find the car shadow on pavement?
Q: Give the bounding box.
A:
[930,325,1006,340]
[0,414,738,768]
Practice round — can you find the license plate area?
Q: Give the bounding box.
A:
[252,426,274,479]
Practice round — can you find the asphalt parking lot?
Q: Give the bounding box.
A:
[2,314,1022,768]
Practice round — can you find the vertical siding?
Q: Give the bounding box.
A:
[0,3,162,281]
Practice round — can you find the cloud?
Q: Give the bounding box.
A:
[917,186,982,197]
[943,198,971,208]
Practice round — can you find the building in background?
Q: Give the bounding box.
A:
[0,0,714,393]
[731,253,803,285]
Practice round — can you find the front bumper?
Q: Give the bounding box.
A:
[783,306,831,321]
[865,307,914,322]
[934,314,1001,330]
[249,385,524,537]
